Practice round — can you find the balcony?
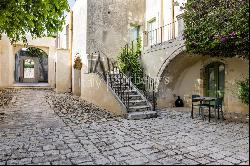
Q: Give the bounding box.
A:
[144,14,185,50]
[141,14,186,81]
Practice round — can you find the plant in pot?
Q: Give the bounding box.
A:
[73,55,83,70]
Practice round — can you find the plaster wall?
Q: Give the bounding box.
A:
[57,14,71,49]
[70,0,88,96]
[81,73,126,116]
[55,49,71,93]
[146,0,186,27]
[0,34,57,88]
[0,35,13,87]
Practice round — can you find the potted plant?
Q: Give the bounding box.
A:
[73,54,83,70]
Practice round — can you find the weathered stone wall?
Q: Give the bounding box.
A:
[87,0,145,59]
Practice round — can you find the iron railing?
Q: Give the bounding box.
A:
[88,51,133,110]
[88,38,158,112]
[147,21,178,46]
[108,67,132,110]
[141,73,157,111]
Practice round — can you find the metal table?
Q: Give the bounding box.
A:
[192,97,217,122]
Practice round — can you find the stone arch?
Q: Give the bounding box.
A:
[155,45,186,91]
[14,47,49,83]
[156,52,203,108]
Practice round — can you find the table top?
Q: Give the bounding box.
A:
[193,97,217,101]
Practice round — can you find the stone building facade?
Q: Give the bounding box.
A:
[1,0,248,116]
[141,0,249,115]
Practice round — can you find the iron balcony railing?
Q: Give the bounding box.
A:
[147,20,179,47]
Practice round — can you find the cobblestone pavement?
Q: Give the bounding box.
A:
[0,89,249,165]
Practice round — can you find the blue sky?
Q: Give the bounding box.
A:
[68,0,75,9]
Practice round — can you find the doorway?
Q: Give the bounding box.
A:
[204,62,225,99]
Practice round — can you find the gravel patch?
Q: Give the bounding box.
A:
[45,91,120,125]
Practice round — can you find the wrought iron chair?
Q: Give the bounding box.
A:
[191,95,202,118]
[200,97,224,121]
[212,97,224,120]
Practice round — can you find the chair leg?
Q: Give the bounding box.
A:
[217,107,220,119]
[201,108,205,121]
[191,104,194,119]
[221,108,225,120]
[214,108,218,122]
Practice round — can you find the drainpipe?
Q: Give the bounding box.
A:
[172,0,175,38]
[70,11,73,92]
[160,0,164,42]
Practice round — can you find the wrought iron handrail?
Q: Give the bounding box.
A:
[141,73,157,111]
[88,44,157,112]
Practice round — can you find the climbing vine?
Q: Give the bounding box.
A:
[117,37,144,89]
[183,0,249,59]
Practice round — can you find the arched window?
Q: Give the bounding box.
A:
[204,62,225,98]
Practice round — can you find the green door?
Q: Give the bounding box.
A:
[205,62,225,98]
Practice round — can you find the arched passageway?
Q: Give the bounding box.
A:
[15,47,48,83]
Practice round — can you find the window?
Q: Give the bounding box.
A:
[130,25,140,42]
[147,18,157,46]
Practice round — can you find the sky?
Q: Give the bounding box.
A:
[68,0,75,9]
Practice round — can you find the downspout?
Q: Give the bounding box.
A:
[172,0,175,38]
[70,11,73,92]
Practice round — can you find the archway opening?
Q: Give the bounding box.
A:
[15,47,48,83]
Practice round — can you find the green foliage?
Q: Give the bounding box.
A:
[183,0,249,58]
[0,0,69,44]
[236,78,249,105]
[24,64,35,68]
[118,37,144,89]
[26,47,48,59]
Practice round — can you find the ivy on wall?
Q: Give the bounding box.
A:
[183,0,249,59]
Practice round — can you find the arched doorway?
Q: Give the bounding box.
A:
[15,47,48,83]
[204,62,225,99]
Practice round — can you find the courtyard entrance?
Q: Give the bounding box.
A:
[14,47,48,84]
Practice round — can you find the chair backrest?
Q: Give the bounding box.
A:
[192,95,200,102]
[215,97,223,108]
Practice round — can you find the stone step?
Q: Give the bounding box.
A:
[129,100,147,106]
[123,89,137,93]
[126,111,158,120]
[129,105,151,112]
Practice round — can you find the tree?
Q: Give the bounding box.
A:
[183,0,249,59]
[0,0,69,44]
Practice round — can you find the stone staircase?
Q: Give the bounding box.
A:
[108,73,158,120]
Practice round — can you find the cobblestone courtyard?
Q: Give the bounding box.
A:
[0,89,249,165]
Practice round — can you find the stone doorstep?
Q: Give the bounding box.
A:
[126,111,158,120]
